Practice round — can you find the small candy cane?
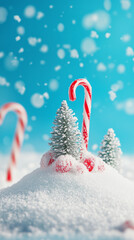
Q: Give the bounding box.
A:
[69,78,92,150]
[0,103,27,181]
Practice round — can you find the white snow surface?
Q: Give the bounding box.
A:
[0,153,134,239]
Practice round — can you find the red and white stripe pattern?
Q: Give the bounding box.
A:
[0,103,27,181]
[69,79,92,150]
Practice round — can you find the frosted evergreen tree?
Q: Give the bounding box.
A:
[98,128,122,171]
[49,100,82,160]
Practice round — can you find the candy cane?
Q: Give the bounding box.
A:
[0,103,27,181]
[69,79,92,150]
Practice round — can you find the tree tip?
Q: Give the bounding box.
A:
[108,128,114,133]
[61,100,68,107]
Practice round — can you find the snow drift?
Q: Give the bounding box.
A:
[0,156,134,239]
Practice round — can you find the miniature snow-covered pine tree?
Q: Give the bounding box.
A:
[49,100,82,160]
[98,128,122,171]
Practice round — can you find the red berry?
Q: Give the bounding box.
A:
[83,158,95,172]
[48,158,55,166]
[55,160,72,173]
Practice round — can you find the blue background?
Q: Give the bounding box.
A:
[0,0,134,155]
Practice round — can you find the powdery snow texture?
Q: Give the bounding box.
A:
[0,162,134,238]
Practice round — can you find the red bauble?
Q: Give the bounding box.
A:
[55,160,72,173]
[48,157,55,166]
[83,158,95,172]
[40,151,55,168]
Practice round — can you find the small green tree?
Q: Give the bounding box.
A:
[98,128,122,171]
[49,100,82,160]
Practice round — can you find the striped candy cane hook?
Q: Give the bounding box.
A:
[0,103,27,181]
[69,79,92,150]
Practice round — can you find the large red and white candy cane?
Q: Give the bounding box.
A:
[69,79,92,150]
[0,103,27,181]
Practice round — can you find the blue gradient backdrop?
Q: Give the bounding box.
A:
[0,0,134,155]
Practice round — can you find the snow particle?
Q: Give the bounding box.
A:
[18,48,24,53]
[117,64,126,74]
[90,31,99,39]
[104,0,112,11]
[120,0,131,10]
[108,63,115,69]
[31,116,36,121]
[81,38,97,55]
[36,11,44,20]
[57,48,65,59]
[0,52,4,58]
[15,81,25,95]
[43,92,49,99]
[26,125,32,132]
[111,81,124,92]
[0,76,10,87]
[116,99,134,115]
[70,49,79,58]
[15,36,21,41]
[24,133,29,140]
[0,7,8,24]
[24,5,36,18]
[109,90,117,101]
[4,54,19,71]
[120,34,131,42]
[94,59,98,64]
[105,32,111,38]
[31,93,45,108]
[28,37,37,46]
[72,20,76,24]
[49,5,54,9]
[68,74,73,79]
[17,26,25,35]
[40,60,45,65]
[57,23,64,32]
[42,134,49,141]
[40,44,48,53]
[49,79,59,91]
[28,37,41,46]
[63,44,71,49]
[92,144,98,151]
[54,65,61,71]
[20,58,24,61]
[126,46,133,56]
[80,62,84,67]
[82,10,110,31]
[97,62,107,71]
[14,15,21,23]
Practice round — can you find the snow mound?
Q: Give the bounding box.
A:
[0,162,134,238]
